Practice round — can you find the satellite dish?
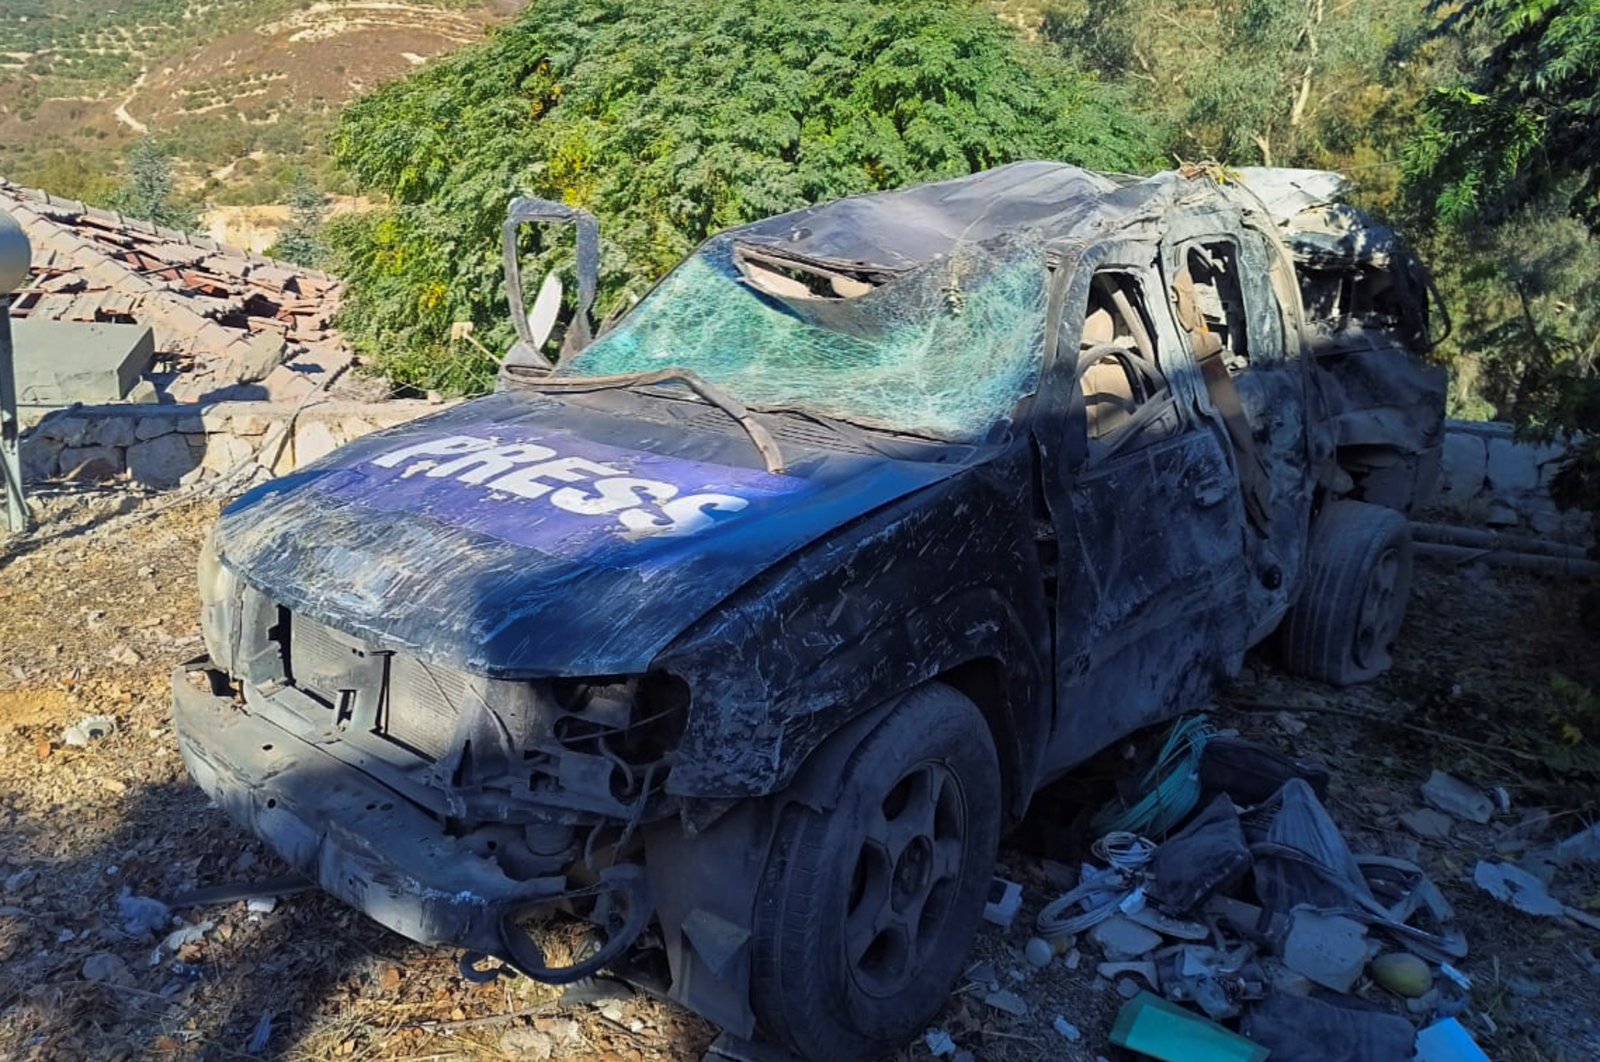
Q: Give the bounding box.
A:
[526,272,564,352]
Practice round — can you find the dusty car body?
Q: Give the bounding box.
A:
[172,163,1444,1059]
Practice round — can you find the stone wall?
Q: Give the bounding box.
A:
[22,399,450,489]
[1434,419,1584,537]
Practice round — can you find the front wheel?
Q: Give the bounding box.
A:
[1280,499,1414,686]
[751,683,1001,1060]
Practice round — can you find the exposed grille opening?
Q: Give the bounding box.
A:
[386,655,473,760]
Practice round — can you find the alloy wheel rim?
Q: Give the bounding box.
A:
[844,760,967,999]
[1354,546,1402,667]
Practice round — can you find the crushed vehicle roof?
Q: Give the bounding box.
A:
[731,162,1161,271]
[727,161,1377,274]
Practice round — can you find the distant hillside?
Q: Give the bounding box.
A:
[0,0,526,204]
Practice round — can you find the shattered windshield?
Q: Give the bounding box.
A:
[558,233,1047,440]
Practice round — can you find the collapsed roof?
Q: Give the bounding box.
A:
[0,182,350,404]
[729,161,1401,274]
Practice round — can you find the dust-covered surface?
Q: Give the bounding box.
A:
[2,489,1598,1060]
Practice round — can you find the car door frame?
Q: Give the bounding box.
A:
[1157,207,1316,643]
[1032,236,1255,773]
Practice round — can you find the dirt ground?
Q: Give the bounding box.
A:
[2,486,1599,1061]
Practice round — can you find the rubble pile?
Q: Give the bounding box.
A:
[1,181,349,405]
[953,717,1600,1061]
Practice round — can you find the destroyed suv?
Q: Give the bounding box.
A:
[174,164,1444,1059]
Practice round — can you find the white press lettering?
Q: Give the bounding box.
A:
[550,476,680,515]
[487,456,626,500]
[426,443,557,484]
[371,435,491,470]
[619,492,749,537]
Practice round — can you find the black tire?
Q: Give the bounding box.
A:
[751,683,1001,1061]
[1280,499,1413,686]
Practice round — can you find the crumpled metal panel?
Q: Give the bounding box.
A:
[217,390,966,679]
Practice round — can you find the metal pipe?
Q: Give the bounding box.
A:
[1410,520,1589,560]
[1414,541,1600,579]
[1,207,32,535]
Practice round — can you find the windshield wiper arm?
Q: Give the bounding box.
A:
[504,365,786,474]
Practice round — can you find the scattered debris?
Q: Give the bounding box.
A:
[982,877,1023,927]
[1053,1015,1082,1042]
[1109,991,1269,1062]
[1281,910,1368,993]
[1398,808,1454,841]
[1091,915,1165,960]
[1023,936,1053,967]
[3,867,37,893]
[1472,860,1565,917]
[117,886,171,937]
[1,181,346,405]
[62,714,116,747]
[1414,1017,1492,1061]
[148,920,213,966]
[923,1029,956,1056]
[982,989,1029,1017]
[1420,771,1493,824]
[245,895,278,914]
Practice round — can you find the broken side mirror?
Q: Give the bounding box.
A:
[502,197,600,372]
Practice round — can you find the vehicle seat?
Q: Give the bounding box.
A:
[1082,357,1138,438]
[1080,308,1137,438]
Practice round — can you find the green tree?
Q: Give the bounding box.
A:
[106,138,199,232]
[329,0,1160,393]
[1042,0,1431,182]
[272,173,328,268]
[1399,1,1600,524]
[1405,0,1600,229]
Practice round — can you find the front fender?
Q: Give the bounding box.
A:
[656,460,1051,808]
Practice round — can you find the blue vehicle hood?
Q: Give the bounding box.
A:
[217,391,963,678]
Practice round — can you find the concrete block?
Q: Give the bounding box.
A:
[1439,431,1487,498]
[10,320,155,403]
[127,434,196,488]
[58,446,124,480]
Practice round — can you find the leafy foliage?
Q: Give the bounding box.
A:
[270,174,329,268]
[104,139,199,232]
[1042,0,1430,188]
[1405,0,1600,229]
[328,0,1160,392]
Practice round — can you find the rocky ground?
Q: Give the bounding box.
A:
[2,486,1599,1061]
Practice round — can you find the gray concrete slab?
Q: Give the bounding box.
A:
[10,319,154,403]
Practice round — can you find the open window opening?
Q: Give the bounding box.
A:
[1183,243,1250,370]
[1077,272,1170,447]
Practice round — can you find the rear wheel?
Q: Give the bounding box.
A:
[751,683,1001,1061]
[1280,499,1413,685]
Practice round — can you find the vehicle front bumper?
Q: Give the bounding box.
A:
[171,661,649,980]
